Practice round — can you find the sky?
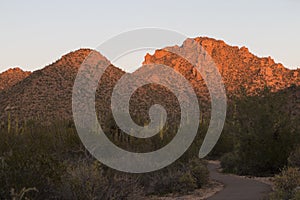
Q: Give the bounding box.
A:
[0,0,299,73]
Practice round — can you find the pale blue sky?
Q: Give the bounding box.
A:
[0,0,299,72]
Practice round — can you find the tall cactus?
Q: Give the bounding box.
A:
[22,118,27,134]
[7,112,11,134]
[159,113,164,140]
[15,117,19,134]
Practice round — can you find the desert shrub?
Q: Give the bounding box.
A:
[9,187,39,200]
[0,123,79,199]
[150,169,196,195]
[208,123,236,159]
[146,158,208,195]
[289,146,300,167]
[209,134,235,159]
[219,89,300,176]
[61,160,143,200]
[292,190,300,200]
[178,172,197,193]
[150,170,179,194]
[60,160,107,199]
[269,167,300,200]
[237,126,296,176]
[0,120,210,199]
[0,150,65,199]
[220,152,239,174]
[101,175,143,200]
[189,158,209,187]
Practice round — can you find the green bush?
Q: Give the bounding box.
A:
[292,190,300,200]
[269,167,300,200]
[189,158,209,187]
[220,152,239,174]
[0,120,210,199]
[289,146,300,167]
[178,172,197,194]
[143,158,209,195]
[151,170,178,194]
[208,125,236,159]
[150,169,198,195]
[61,160,107,199]
[218,89,300,176]
[0,151,65,199]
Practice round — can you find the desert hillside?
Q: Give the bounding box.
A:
[0,37,299,124]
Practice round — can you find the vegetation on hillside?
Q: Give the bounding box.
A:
[0,119,209,199]
[1,82,299,199]
[207,87,300,177]
[208,87,300,199]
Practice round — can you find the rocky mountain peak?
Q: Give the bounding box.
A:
[143,37,300,95]
[0,67,31,91]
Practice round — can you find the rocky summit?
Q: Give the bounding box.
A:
[0,68,31,91]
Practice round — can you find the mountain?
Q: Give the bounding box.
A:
[144,37,300,96]
[0,68,31,91]
[0,37,299,124]
[0,49,124,124]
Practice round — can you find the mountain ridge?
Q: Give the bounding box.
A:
[0,37,299,124]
